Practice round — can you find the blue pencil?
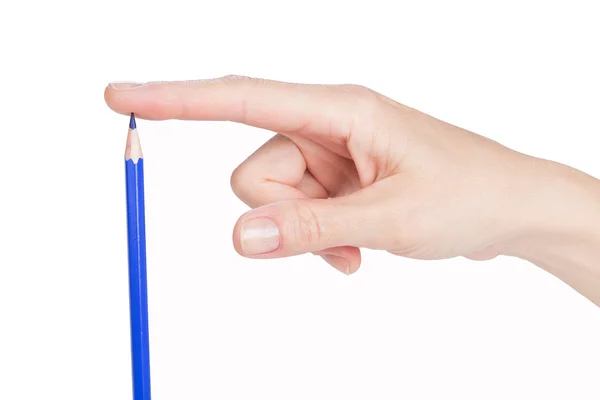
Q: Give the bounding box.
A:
[124,113,152,400]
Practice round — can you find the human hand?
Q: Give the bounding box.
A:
[104,76,600,299]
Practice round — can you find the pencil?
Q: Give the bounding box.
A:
[124,113,152,400]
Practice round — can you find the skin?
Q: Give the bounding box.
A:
[104,75,600,307]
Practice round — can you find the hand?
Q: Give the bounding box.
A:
[104,76,600,306]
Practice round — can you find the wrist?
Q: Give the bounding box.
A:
[503,157,600,304]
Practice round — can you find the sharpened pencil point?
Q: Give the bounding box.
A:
[129,113,137,130]
[125,118,143,163]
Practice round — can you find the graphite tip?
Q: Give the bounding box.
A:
[129,113,137,130]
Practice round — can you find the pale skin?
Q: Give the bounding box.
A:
[104,76,600,307]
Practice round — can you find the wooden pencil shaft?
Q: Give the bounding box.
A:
[125,119,151,400]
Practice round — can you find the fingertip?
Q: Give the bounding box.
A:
[321,254,350,274]
[104,84,131,117]
[317,246,361,275]
[232,209,283,259]
[231,215,244,256]
[347,256,361,275]
[104,83,168,120]
[103,84,112,106]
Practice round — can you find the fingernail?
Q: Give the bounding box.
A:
[108,81,145,90]
[321,255,351,275]
[240,218,280,255]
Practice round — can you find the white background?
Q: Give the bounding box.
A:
[1,1,599,399]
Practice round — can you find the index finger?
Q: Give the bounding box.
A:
[104,75,379,139]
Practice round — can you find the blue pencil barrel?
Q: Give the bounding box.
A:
[125,158,151,400]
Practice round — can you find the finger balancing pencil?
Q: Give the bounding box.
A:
[124,113,152,400]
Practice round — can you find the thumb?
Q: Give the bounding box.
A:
[232,191,384,259]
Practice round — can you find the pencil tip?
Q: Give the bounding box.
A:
[129,113,137,130]
[125,125,143,162]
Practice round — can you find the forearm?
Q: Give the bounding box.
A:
[506,158,600,306]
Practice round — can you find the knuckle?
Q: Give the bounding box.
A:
[230,163,253,198]
[339,83,373,95]
[217,75,266,123]
[338,84,379,105]
[325,84,380,143]
[335,84,382,127]
[290,202,323,248]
